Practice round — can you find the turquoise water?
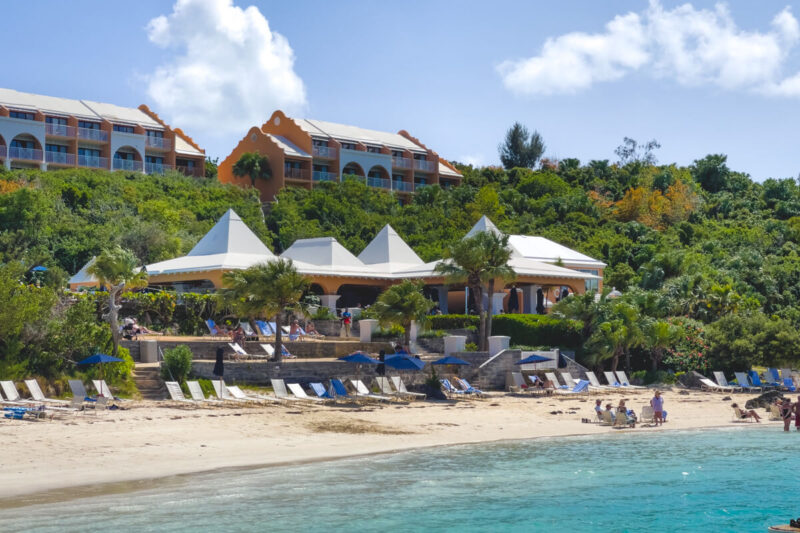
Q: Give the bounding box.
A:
[1,427,797,532]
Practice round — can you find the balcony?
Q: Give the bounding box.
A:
[78,155,108,169]
[177,165,203,177]
[392,156,411,169]
[46,124,76,137]
[284,167,309,180]
[145,162,173,174]
[413,159,435,172]
[77,127,108,142]
[45,152,75,165]
[392,180,414,192]
[113,158,143,172]
[9,147,43,161]
[367,177,390,189]
[312,171,338,182]
[312,145,337,159]
[146,136,171,150]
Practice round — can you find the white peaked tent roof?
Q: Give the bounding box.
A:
[358,224,424,272]
[464,215,504,238]
[68,256,98,287]
[281,237,381,276]
[146,209,275,275]
[508,235,606,268]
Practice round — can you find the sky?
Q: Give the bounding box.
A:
[3,0,800,181]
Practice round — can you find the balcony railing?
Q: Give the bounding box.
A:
[392,180,414,192]
[145,136,171,150]
[46,124,76,137]
[145,162,173,174]
[413,159,435,172]
[177,165,203,177]
[77,127,108,142]
[113,158,143,172]
[8,147,43,161]
[312,145,337,159]
[367,177,390,189]
[392,156,411,169]
[78,155,108,168]
[45,152,75,165]
[414,182,429,191]
[0,146,5,159]
[312,171,338,182]
[284,167,309,180]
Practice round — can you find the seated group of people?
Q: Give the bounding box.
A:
[594,399,638,427]
[121,317,162,339]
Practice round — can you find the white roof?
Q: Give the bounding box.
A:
[281,237,372,274]
[267,134,310,159]
[68,257,98,287]
[296,118,427,153]
[174,135,204,156]
[464,216,503,238]
[394,257,598,281]
[358,225,424,272]
[508,235,606,269]
[438,161,461,178]
[82,100,161,127]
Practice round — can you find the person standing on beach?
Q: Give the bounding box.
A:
[650,391,665,426]
[795,396,800,432]
[780,398,793,431]
[341,309,352,337]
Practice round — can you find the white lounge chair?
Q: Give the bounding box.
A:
[227,385,277,403]
[585,371,613,390]
[270,379,301,401]
[350,379,391,401]
[187,381,218,402]
[734,372,762,393]
[165,381,194,403]
[287,383,322,402]
[212,380,245,402]
[509,372,528,392]
[390,376,425,399]
[603,371,621,387]
[376,376,403,397]
[545,372,568,389]
[615,371,645,389]
[713,371,742,392]
[261,344,275,358]
[640,405,655,424]
[560,372,578,388]
[92,379,114,399]
[1,381,35,404]
[699,378,733,392]
[69,379,91,400]
[25,379,69,405]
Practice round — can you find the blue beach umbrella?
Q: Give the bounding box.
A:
[515,354,553,365]
[385,354,425,371]
[432,356,471,366]
[338,352,380,365]
[77,353,124,381]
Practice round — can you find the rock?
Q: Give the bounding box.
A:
[746,390,785,410]
[679,371,706,389]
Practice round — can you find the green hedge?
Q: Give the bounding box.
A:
[491,314,582,349]
[430,314,480,330]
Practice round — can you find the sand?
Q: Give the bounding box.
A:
[0,388,779,505]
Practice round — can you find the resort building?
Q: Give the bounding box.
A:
[72,211,604,314]
[0,88,205,176]
[218,110,462,202]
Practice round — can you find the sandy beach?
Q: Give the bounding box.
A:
[0,388,780,506]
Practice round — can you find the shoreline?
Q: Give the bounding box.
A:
[0,389,781,508]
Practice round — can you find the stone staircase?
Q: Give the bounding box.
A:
[133,364,166,400]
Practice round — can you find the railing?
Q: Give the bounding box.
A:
[413,159,435,172]
[0,146,5,159]
[145,136,171,150]
[392,156,411,169]
[113,158,143,172]
[177,165,203,177]
[77,127,108,142]
[46,124,76,137]
[312,145,337,159]
[392,180,414,192]
[284,167,309,179]
[367,177,390,188]
[45,152,75,165]
[78,155,108,168]
[312,171,338,182]
[414,182,429,191]
[145,162,173,174]
[8,147,43,161]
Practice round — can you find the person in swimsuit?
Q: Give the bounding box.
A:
[795,396,800,432]
[780,398,793,432]
[731,403,762,423]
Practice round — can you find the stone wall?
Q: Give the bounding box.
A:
[476,349,524,390]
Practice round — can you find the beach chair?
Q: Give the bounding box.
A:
[599,409,614,426]
[748,371,776,390]
[555,380,590,395]
[732,406,755,423]
[768,403,782,421]
[165,381,194,403]
[310,382,334,400]
[24,379,69,405]
[269,379,300,401]
[330,379,354,400]
[766,368,782,386]
[639,405,655,424]
[92,379,115,399]
[780,368,794,381]
[615,371,645,389]
[0,381,35,405]
[68,379,94,401]
[699,378,733,392]
[228,342,253,359]
[287,383,322,402]
[351,379,391,401]
[603,371,621,387]
[261,344,276,358]
[734,372,762,393]
[455,377,484,396]
[508,372,528,392]
[390,376,425,399]
[783,378,797,392]
[254,320,274,337]
[440,378,465,398]
[585,371,613,390]
[186,381,217,402]
[212,380,250,402]
[613,410,634,428]
[205,319,227,338]
[560,372,578,388]
[227,385,278,403]
[376,376,401,397]
[713,371,742,392]
[545,372,568,389]
[239,321,259,340]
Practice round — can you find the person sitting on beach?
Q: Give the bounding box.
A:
[289,319,303,341]
[731,403,762,423]
[650,391,665,426]
[305,321,322,337]
[605,403,616,422]
[594,399,605,421]
[617,400,636,427]
[132,318,162,336]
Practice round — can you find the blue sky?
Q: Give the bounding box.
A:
[3,1,800,181]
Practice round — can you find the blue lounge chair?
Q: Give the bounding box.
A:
[310,382,333,399]
[556,380,590,395]
[783,378,797,392]
[455,377,484,396]
[205,319,227,337]
[330,379,352,399]
[734,372,762,393]
[255,320,274,336]
[749,371,776,390]
[766,368,782,385]
[440,379,465,398]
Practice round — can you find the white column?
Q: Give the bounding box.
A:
[444,335,466,356]
[359,319,378,342]
[492,292,506,315]
[319,294,340,315]
[488,336,510,356]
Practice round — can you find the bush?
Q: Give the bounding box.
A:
[631,369,677,385]
[491,314,582,349]
[430,314,480,330]
[465,342,479,351]
[418,329,447,339]
[373,325,405,339]
[312,306,336,320]
[161,344,193,382]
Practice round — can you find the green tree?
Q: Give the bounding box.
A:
[204,156,219,179]
[221,259,309,362]
[498,122,545,169]
[614,137,661,165]
[643,319,680,371]
[233,152,271,187]
[372,280,434,348]
[88,246,148,356]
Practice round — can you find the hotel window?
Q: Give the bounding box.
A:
[367,146,381,153]
[414,177,427,185]
[9,111,34,120]
[79,148,101,157]
[146,130,164,138]
[368,170,383,178]
[177,158,195,169]
[313,164,329,172]
[11,139,34,149]
[340,142,356,150]
[46,144,67,153]
[578,269,600,292]
[392,150,404,157]
[78,121,99,130]
[146,155,164,164]
[114,151,134,161]
[113,125,135,133]
[285,161,301,170]
[312,139,328,147]
[392,174,405,181]
[413,154,427,161]
[46,116,67,125]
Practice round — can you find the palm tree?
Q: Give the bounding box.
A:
[88,246,148,356]
[221,259,308,362]
[232,152,271,187]
[373,280,434,348]
[644,319,680,371]
[435,231,514,351]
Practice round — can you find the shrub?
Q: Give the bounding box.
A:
[465,342,479,351]
[430,314,480,330]
[632,369,677,385]
[312,306,336,320]
[491,314,582,349]
[418,329,447,339]
[161,344,193,382]
[373,325,405,339]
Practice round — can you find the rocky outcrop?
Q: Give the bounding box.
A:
[746,390,785,409]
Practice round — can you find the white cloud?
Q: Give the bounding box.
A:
[145,0,306,136]
[459,154,486,167]
[499,1,800,97]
